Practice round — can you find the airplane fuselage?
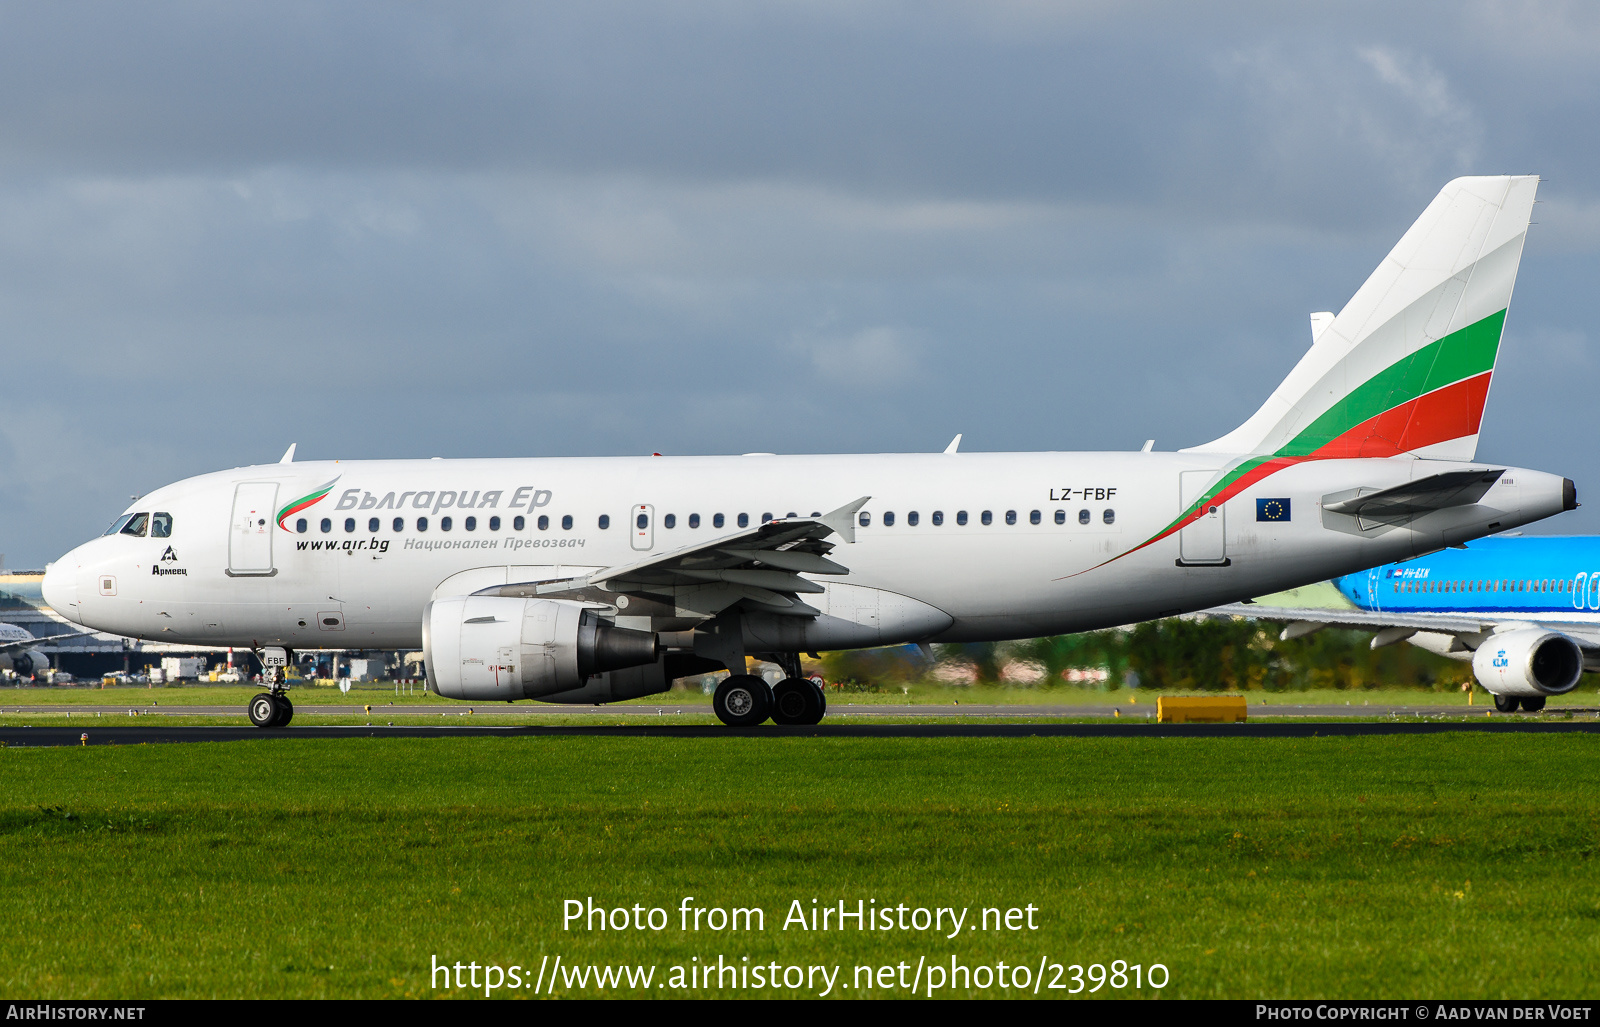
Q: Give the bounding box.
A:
[44,451,1571,654]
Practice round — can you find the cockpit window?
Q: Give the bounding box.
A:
[119,513,150,537]
[103,514,135,536]
[150,512,173,538]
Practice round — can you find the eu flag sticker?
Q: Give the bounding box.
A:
[1256,498,1291,522]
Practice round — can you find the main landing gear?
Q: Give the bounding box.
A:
[711,675,826,727]
[1492,694,1547,714]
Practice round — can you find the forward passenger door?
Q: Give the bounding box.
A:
[228,483,279,576]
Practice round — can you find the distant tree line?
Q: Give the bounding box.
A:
[818,616,1476,692]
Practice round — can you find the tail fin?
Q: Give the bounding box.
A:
[1190,175,1538,461]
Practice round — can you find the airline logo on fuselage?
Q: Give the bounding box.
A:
[333,486,553,517]
[153,545,188,576]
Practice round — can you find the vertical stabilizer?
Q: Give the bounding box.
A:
[1190,175,1537,461]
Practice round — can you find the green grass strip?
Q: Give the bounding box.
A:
[3,734,1598,999]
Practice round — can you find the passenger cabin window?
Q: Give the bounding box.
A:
[737,513,749,528]
[713,514,725,529]
[638,513,649,529]
[392,517,404,532]
[664,514,676,529]
[1054,510,1065,525]
[320,518,332,533]
[981,510,993,526]
[516,515,528,531]
[417,517,429,531]
[598,514,610,529]
[121,513,150,537]
[761,512,772,523]
[150,512,173,538]
[1103,509,1115,525]
[1079,509,1090,525]
[465,516,476,531]
[1005,510,1017,525]
[956,510,968,526]
[883,512,895,527]
[1030,510,1041,525]
[562,515,573,530]
[295,518,308,534]
[859,511,872,527]
[535,515,546,530]
[369,517,380,532]
[932,511,944,526]
[345,518,356,533]
[440,516,453,531]
[689,513,700,528]
[907,511,919,526]
[489,516,501,531]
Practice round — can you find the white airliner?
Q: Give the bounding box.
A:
[42,176,1576,727]
[0,622,85,679]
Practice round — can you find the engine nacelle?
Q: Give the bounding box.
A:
[1471,627,1584,698]
[423,595,658,701]
[0,650,48,678]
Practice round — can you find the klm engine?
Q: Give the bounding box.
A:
[423,595,658,701]
[1471,627,1583,697]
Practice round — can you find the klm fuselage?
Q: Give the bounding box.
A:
[1336,535,1600,622]
[43,451,1571,653]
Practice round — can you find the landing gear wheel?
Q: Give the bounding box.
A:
[1520,696,1547,713]
[1493,694,1521,713]
[713,675,772,727]
[274,695,295,726]
[771,677,825,725]
[249,692,279,728]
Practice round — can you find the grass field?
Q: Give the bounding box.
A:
[3,733,1599,999]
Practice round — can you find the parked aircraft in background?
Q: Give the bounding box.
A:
[42,176,1575,727]
[1213,535,1600,713]
[0,622,86,679]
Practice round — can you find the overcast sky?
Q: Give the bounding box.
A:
[3,2,1599,565]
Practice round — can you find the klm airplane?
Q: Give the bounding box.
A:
[1212,535,1600,713]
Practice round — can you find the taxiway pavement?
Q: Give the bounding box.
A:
[3,721,1598,746]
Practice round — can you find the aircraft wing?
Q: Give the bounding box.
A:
[1207,603,1600,656]
[0,630,92,655]
[517,496,870,617]
[1206,603,1493,636]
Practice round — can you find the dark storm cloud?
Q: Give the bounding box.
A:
[2,2,1599,562]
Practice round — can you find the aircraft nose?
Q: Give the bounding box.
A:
[41,559,82,624]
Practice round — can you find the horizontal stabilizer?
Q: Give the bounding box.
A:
[1322,468,1504,529]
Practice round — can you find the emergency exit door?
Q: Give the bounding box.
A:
[1178,471,1228,566]
[631,504,655,551]
[228,482,279,576]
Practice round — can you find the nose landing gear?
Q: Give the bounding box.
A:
[248,690,294,727]
[248,647,294,728]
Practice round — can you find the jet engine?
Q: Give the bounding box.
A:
[423,595,658,701]
[1471,627,1584,698]
[0,650,49,678]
